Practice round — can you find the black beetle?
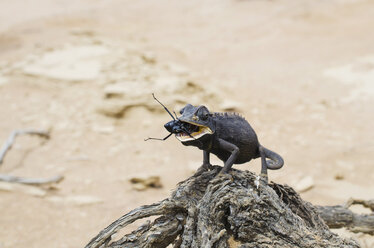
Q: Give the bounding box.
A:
[145,94,199,142]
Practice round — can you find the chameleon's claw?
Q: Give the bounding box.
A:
[203,163,213,170]
[259,173,269,184]
[215,170,234,181]
[195,163,212,175]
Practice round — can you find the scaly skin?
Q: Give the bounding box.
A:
[175,104,284,180]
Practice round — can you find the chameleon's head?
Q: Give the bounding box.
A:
[176,104,215,143]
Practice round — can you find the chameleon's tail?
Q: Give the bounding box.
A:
[260,145,284,170]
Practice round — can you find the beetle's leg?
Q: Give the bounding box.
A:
[217,139,239,173]
[144,133,172,141]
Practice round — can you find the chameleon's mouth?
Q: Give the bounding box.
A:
[175,122,213,142]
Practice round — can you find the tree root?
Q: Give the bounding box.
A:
[86,166,371,248]
[317,199,374,235]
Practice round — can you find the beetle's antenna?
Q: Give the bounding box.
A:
[145,133,172,141]
[152,93,175,120]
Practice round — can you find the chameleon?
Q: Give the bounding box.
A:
[146,95,284,180]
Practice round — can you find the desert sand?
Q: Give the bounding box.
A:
[0,0,373,247]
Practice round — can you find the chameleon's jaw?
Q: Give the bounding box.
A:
[176,125,213,142]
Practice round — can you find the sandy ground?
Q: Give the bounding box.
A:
[0,0,373,247]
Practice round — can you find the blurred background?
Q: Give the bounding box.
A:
[0,0,373,247]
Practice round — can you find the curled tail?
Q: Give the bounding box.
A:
[259,145,284,170]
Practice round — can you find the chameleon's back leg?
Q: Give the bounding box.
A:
[259,146,269,182]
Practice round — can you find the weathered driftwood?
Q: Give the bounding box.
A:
[0,129,64,185]
[0,129,50,166]
[0,174,63,185]
[85,166,371,248]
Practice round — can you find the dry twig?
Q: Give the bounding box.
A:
[0,129,64,185]
[0,129,50,165]
[0,174,63,185]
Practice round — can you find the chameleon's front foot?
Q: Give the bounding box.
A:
[195,163,213,175]
[215,169,234,181]
[203,163,213,170]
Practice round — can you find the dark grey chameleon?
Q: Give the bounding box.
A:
[146,94,284,179]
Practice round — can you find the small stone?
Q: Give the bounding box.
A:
[294,176,314,193]
[129,175,162,191]
[334,173,345,180]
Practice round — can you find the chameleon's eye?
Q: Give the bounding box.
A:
[200,113,208,120]
[198,106,210,120]
[179,108,185,115]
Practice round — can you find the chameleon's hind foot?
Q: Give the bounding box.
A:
[254,173,268,189]
[259,173,269,184]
